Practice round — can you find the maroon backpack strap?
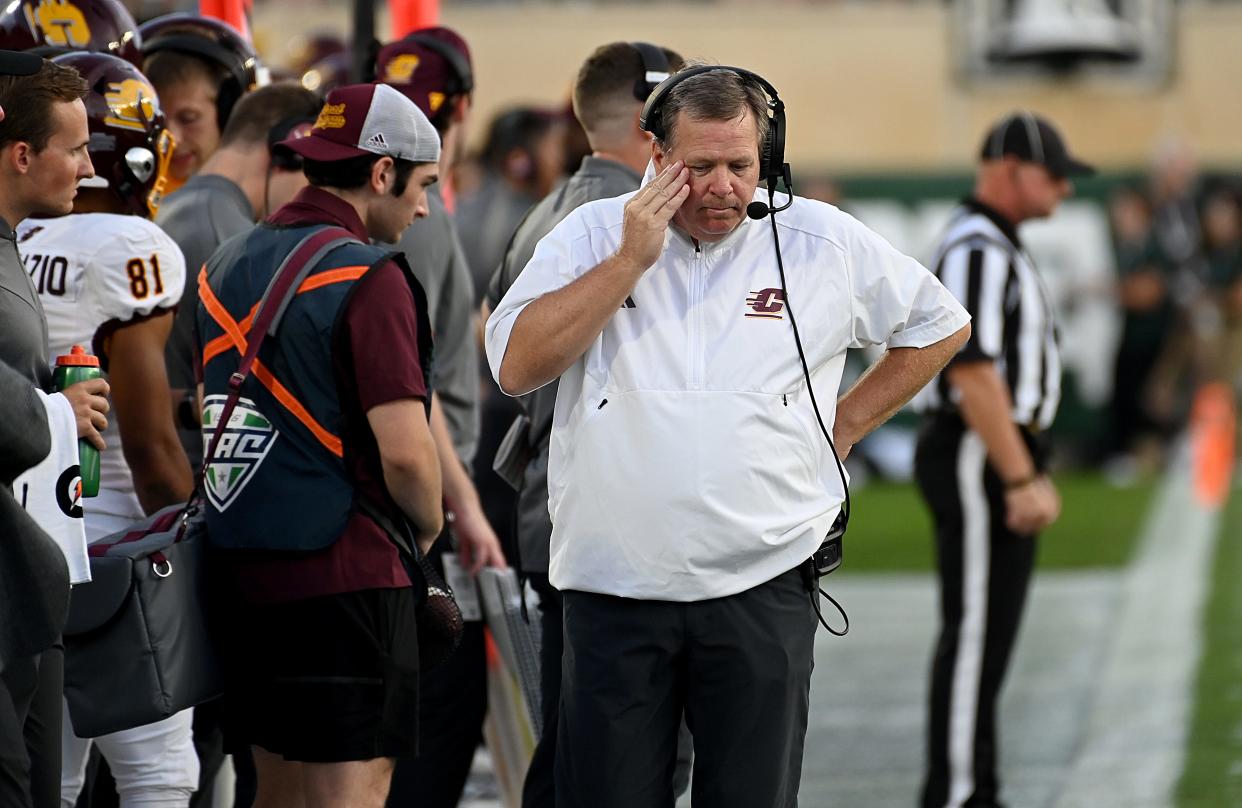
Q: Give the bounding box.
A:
[197,226,359,491]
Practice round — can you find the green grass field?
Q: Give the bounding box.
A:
[1177,488,1242,807]
[839,472,1157,573]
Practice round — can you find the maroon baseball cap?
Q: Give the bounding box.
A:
[279,82,440,164]
[374,26,473,121]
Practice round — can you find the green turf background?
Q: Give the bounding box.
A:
[837,472,1156,573]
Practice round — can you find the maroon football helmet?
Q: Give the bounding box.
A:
[0,0,141,66]
[138,13,263,129]
[53,51,174,219]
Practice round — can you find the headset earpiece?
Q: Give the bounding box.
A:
[629,42,670,103]
[215,83,241,131]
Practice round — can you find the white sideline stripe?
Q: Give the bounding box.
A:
[1054,440,1220,807]
[946,432,990,807]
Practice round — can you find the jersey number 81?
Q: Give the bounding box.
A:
[126,254,165,300]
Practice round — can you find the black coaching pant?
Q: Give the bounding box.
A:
[556,567,817,808]
[915,416,1045,808]
[522,574,692,808]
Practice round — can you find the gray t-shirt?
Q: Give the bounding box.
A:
[0,219,51,389]
[379,188,479,464]
[155,174,254,464]
[455,173,539,300]
[485,156,642,573]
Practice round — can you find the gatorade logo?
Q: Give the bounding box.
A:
[103,79,158,132]
[200,395,279,512]
[55,465,83,519]
[23,0,91,48]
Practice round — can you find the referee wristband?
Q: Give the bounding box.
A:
[1004,473,1039,491]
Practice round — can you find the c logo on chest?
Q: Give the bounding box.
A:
[745,288,786,319]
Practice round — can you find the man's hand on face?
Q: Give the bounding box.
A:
[616,160,689,271]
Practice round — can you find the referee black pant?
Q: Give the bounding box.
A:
[556,567,816,808]
[916,416,1043,808]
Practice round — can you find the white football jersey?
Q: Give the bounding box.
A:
[17,213,186,541]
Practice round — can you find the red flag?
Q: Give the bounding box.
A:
[198,0,251,41]
[389,0,440,39]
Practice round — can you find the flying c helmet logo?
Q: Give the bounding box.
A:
[383,53,420,84]
[104,79,158,132]
[200,395,279,511]
[23,0,91,48]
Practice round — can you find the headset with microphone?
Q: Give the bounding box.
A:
[639,66,849,634]
[639,65,792,210]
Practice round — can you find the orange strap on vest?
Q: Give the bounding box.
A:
[197,264,368,458]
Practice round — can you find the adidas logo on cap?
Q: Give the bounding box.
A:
[365,131,389,150]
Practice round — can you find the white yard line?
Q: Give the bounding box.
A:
[1054,446,1220,808]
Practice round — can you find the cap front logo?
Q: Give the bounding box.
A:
[383,54,420,84]
[745,288,785,319]
[314,102,347,130]
[23,0,90,47]
[103,79,157,132]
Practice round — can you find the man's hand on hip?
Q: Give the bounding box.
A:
[616,160,689,270]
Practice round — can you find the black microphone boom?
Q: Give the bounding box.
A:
[748,162,796,219]
[747,194,794,220]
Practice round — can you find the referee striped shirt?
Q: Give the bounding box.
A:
[913,198,1061,430]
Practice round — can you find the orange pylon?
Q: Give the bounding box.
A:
[1191,382,1236,508]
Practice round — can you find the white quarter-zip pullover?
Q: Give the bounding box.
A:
[486,184,969,601]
